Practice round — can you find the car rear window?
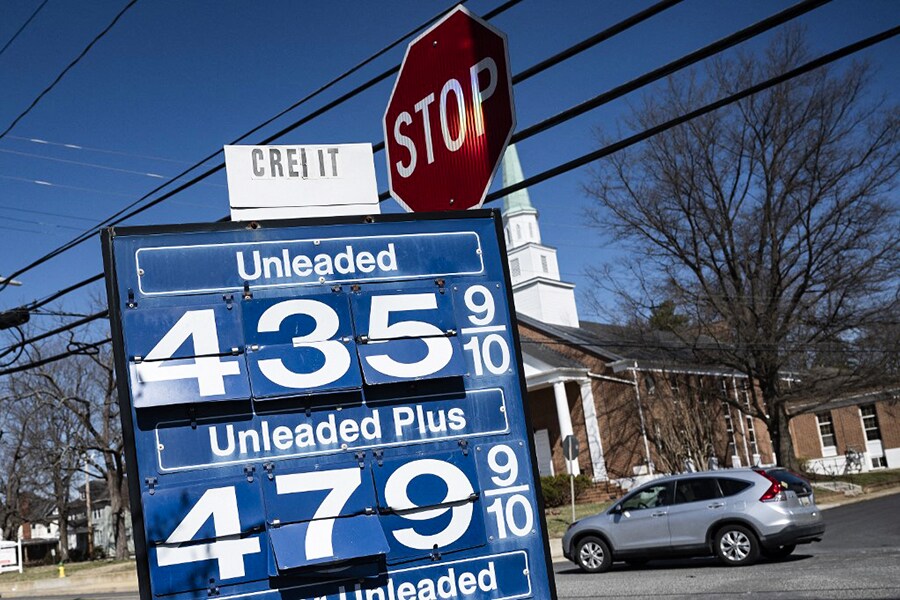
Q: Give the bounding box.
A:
[717,478,752,496]
[764,469,811,495]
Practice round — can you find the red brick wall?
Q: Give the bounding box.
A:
[832,406,867,453]
[790,413,823,459]
[876,401,900,449]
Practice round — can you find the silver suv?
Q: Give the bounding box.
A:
[562,469,825,572]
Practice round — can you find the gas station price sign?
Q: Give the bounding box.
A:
[102,211,557,600]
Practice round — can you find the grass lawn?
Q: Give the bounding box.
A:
[543,501,613,538]
[807,468,900,490]
[0,559,135,582]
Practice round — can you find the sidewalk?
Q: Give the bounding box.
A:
[1,487,896,597]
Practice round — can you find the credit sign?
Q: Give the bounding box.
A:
[102,211,556,600]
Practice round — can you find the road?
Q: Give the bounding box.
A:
[20,492,900,600]
[553,492,900,599]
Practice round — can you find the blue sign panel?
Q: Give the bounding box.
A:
[102,211,556,600]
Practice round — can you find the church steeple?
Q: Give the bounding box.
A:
[501,144,536,218]
[500,145,579,328]
[500,145,541,250]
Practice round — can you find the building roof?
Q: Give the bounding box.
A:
[521,338,585,370]
[517,313,744,376]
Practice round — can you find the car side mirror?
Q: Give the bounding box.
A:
[610,504,623,515]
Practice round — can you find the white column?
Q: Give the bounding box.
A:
[553,380,580,475]
[579,380,607,481]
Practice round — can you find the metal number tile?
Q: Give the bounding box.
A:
[143,477,268,596]
[128,356,250,409]
[143,477,265,544]
[123,300,244,363]
[242,293,354,347]
[356,336,465,385]
[372,451,480,512]
[243,294,362,399]
[147,533,269,596]
[379,497,486,564]
[261,460,377,526]
[351,288,464,385]
[349,288,458,339]
[268,514,388,573]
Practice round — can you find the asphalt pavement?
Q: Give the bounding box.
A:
[553,491,900,599]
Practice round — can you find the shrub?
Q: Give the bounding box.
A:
[540,474,593,507]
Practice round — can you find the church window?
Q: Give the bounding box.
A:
[540,255,549,273]
[515,224,521,240]
[510,258,521,278]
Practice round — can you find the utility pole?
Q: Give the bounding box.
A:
[85,469,93,560]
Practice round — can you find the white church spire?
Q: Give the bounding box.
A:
[500,145,579,327]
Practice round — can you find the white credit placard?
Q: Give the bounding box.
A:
[225,143,380,220]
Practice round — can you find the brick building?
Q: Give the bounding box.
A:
[788,389,900,474]
[501,146,775,490]
[500,145,895,490]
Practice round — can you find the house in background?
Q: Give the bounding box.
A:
[67,479,133,560]
[16,480,133,564]
[16,493,59,565]
[789,388,900,474]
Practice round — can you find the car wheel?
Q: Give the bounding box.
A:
[762,544,796,560]
[575,535,612,573]
[715,525,759,566]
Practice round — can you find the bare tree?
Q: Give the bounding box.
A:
[0,392,41,540]
[585,28,899,468]
[24,337,129,561]
[644,374,729,473]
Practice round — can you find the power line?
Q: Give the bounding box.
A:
[1,24,894,368]
[4,134,194,165]
[0,174,137,198]
[0,204,100,223]
[0,148,169,179]
[0,0,139,141]
[0,0,49,59]
[0,0,662,295]
[0,0,831,325]
[483,24,900,205]
[0,0,523,294]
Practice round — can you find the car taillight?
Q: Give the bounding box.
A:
[757,471,786,502]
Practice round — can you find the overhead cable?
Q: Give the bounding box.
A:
[0,0,50,59]
[0,0,662,294]
[0,0,507,293]
[0,0,139,141]
[0,25,895,368]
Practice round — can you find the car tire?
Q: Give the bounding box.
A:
[762,544,796,560]
[575,535,612,573]
[714,524,759,566]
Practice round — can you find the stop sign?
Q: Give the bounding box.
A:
[384,6,515,212]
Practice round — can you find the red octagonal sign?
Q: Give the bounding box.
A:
[384,6,515,212]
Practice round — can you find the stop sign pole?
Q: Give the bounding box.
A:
[384,5,515,212]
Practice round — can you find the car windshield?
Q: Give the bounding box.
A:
[620,483,669,510]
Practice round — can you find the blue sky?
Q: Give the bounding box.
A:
[0,0,897,335]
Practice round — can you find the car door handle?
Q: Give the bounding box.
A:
[651,511,666,517]
[707,502,725,509]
